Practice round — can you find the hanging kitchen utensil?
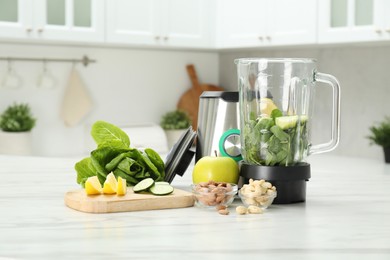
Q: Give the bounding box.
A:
[177,64,223,130]
[1,60,22,89]
[36,60,57,89]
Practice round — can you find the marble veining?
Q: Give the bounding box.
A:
[0,154,389,259]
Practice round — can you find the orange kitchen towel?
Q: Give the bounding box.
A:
[60,68,93,127]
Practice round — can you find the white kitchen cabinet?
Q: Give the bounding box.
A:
[318,0,390,43]
[0,0,105,42]
[216,0,317,48]
[0,0,33,39]
[216,0,267,48]
[106,0,214,48]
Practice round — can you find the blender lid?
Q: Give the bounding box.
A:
[164,127,196,183]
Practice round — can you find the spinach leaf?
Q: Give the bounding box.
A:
[75,157,96,187]
[105,150,137,172]
[270,125,289,142]
[91,147,129,184]
[271,109,283,119]
[114,169,139,185]
[74,120,166,187]
[145,148,165,176]
[242,114,309,166]
[117,157,144,176]
[91,120,130,149]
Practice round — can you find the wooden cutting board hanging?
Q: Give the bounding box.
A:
[177,64,223,130]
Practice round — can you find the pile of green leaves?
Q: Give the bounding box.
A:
[0,103,36,132]
[367,117,390,148]
[75,121,165,187]
[242,110,308,166]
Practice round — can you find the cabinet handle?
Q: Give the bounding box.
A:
[385,28,390,33]
[266,36,271,41]
[163,36,169,41]
[258,36,263,41]
[375,29,382,34]
[37,28,44,33]
[26,27,32,33]
[155,36,160,40]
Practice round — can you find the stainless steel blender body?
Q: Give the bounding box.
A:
[195,91,242,162]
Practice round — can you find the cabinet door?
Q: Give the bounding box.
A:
[106,0,162,45]
[216,0,267,48]
[0,0,33,39]
[161,0,214,48]
[33,0,105,42]
[381,0,390,39]
[267,0,316,45]
[318,0,382,43]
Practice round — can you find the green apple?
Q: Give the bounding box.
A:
[192,156,239,184]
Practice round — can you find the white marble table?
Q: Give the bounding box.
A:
[0,154,389,259]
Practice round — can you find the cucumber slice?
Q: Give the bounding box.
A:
[275,115,298,130]
[133,178,155,193]
[275,115,308,130]
[154,181,170,185]
[149,182,174,196]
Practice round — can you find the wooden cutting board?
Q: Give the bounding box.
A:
[64,188,194,213]
[177,64,223,130]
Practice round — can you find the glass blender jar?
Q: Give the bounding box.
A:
[236,58,340,203]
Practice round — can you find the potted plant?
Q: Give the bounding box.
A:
[0,103,37,155]
[367,116,390,163]
[160,109,191,148]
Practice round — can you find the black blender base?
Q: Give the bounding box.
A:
[240,162,311,204]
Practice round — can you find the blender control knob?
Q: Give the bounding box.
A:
[219,129,242,162]
[224,134,241,156]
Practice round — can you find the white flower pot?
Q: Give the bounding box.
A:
[164,129,186,149]
[0,131,33,156]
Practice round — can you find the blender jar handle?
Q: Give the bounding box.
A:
[309,72,341,155]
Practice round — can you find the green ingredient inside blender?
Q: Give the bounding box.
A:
[243,109,309,166]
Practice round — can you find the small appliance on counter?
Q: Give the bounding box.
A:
[196,91,242,162]
[236,58,341,204]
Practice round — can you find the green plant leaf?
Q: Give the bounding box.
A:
[90,146,130,184]
[243,112,308,166]
[74,157,96,187]
[145,148,165,175]
[91,121,130,148]
[0,103,36,132]
[271,109,283,120]
[113,169,139,186]
[105,150,135,172]
[74,121,166,188]
[367,117,390,148]
[160,110,191,130]
[270,125,289,142]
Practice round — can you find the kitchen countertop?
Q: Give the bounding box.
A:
[0,154,390,259]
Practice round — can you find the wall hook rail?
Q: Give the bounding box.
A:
[0,55,96,67]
